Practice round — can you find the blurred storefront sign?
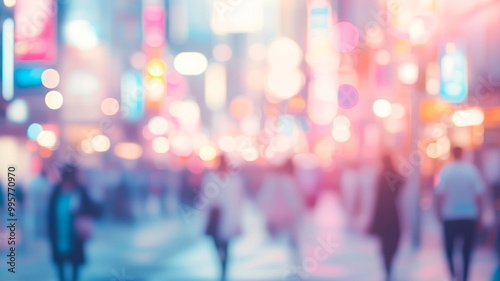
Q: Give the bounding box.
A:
[210,0,263,34]
[14,68,44,88]
[306,0,339,127]
[483,107,500,128]
[143,0,167,109]
[439,42,468,103]
[121,71,144,122]
[14,0,57,62]
[419,98,452,123]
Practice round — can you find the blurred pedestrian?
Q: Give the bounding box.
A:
[340,160,362,231]
[48,165,99,281]
[114,175,133,222]
[258,159,304,265]
[203,155,244,281]
[28,169,52,238]
[435,147,486,281]
[370,154,405,281]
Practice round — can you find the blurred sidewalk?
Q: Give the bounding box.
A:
[0,191,497,281]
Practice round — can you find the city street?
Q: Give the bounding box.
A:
[1,192,496,281]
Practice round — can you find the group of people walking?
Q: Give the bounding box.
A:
[203,147,489,281]
[8,145,490,281]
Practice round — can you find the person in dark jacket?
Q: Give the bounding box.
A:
[370,154,405,281]
[48,165,98,281]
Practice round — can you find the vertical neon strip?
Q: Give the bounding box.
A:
[2,18,14,101]
[205,63,227,112]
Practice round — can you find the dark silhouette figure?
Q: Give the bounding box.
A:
[48,165,99,281]
[435,147,485,281]
[370,154,404,280]
[204,156,244,281]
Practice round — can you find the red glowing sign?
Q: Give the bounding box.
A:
[14,0,57,62]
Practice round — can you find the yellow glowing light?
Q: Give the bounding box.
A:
[199,145,217,161]
[152,137,170,154]
[45,91,63,110]
[373,99,392,118]
[267,37,302,69]
[146,59,166,77]
[452,109,484,127]
[426,142,441,159]
[148,116,169,135]
[37,130,57,149]
[173,52,208,75]
[4,0,15,8]
[41,69,60,89]
[91,135,111,152]
[114,142,142,160]
[100,98,119,116]
[145,77,165,101]
[81,139,94,154]
[266,69,304,100]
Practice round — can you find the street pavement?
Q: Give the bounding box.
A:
[0,191,497,281]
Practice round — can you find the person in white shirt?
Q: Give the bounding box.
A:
[202,155,245,281]
[435,147,486,281]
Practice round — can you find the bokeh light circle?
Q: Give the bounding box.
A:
[152,137,170,154]
[100,98,120,116]
[334,21,359,53]
[148,116,169,135]
[267,37,302,69]
[373,99,392,118]
[147,59,166,77]
[37,130,57,148]
[41,69,60,89]
[45,91,63,110]
[199,145,217,161]
[27,123,43,140]
[338,84,359,109]
[6,99,28,123]
[91,135,111,152]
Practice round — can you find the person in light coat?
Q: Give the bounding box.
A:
[202,155,245,281]
[258,159,304,265]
